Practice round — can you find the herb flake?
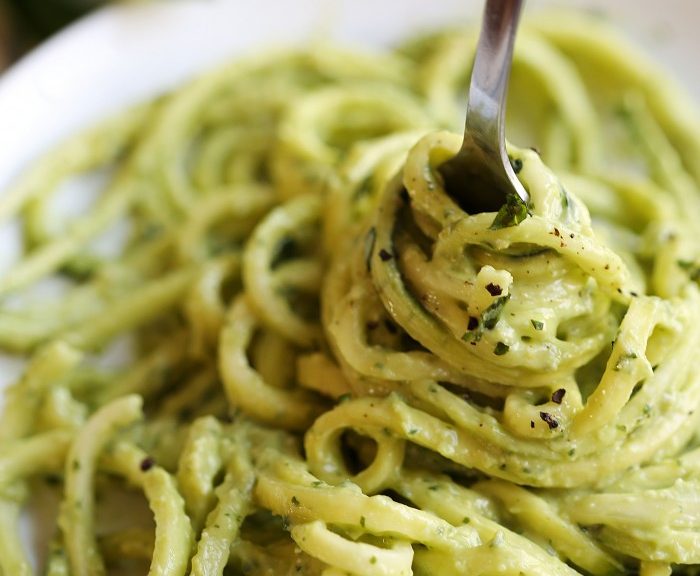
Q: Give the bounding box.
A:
[462,295,510,343]
[494,342,510,356]
[490,193,530,230]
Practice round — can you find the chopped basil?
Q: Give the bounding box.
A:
[490,192,530,230]
[483,295,510,329]
[530,319,544,331]
[494,342,509,355]
[462,295,510,342]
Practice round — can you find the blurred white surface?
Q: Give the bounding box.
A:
[0,0,698,192]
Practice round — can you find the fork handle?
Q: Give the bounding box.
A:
[465,0,524,162]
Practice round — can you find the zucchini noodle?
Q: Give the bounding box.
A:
[1,10,700,576]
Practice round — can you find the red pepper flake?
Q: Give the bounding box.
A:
[551,389,566,404]
[140,457,155,472]
[485,283,503,296]
[539,412,559,430]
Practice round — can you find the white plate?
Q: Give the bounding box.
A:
[0,0,698,569]
[1,0,698,194]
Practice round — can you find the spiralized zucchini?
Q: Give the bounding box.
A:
[1,10,700,576]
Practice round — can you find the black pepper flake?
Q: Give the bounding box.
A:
[485,282,503,296]
[467,316,479,331]
[378,249,392,262]
[291,496,300,506]
[551,389,566,404]
[539,412,559,430]
[140,457,155,472]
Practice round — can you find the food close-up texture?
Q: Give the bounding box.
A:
[0,8,699,576]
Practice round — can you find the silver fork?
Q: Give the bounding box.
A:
[438,0,529,215]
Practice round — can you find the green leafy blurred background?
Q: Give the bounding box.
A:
[0,0,112,71]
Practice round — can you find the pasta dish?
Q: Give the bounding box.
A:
[0,10,699,576]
